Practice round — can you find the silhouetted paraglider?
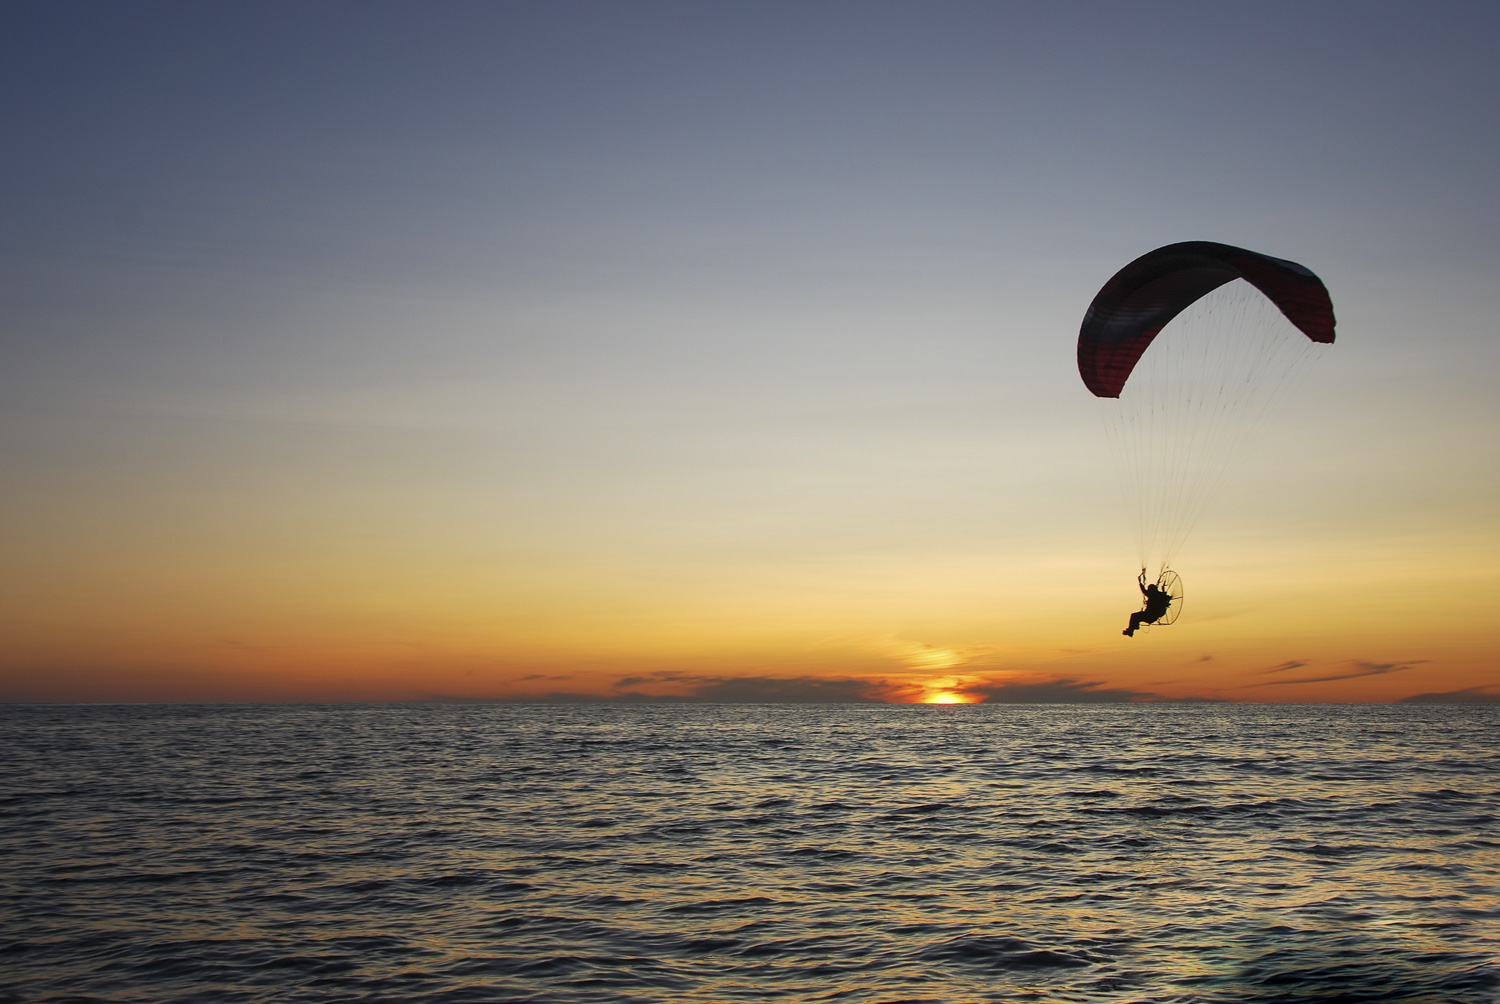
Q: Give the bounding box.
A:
[1078,242,1335,634]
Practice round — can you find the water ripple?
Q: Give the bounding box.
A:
[1,703,1497,1002]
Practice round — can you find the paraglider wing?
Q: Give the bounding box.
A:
[1078,241,1336,398]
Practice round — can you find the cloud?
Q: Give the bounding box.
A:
[1354,660,1428,673]
[972,677,1154,704]
[1255,660,1307,675]
[870,636,968,671]
[484,672,897,703]
[1398,686,1500,704]
[612,672,695,689]
[1241,660,1427,688]
[609,673,897,703]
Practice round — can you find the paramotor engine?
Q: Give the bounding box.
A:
[1154,569,1183,627]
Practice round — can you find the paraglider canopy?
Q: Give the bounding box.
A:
[1078,241,1335,398]
[1078,240,1337,580]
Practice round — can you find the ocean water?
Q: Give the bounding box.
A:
[2,703,1496,1003]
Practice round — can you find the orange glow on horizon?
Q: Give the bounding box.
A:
[1,526,1496,704]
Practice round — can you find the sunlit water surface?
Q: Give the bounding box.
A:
[3,703,1497,1003]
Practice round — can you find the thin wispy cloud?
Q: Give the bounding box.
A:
[868,636,972,672]
[1241,660,1426,688]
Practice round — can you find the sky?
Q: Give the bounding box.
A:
[2,1,1497,704]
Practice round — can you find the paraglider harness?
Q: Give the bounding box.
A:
[1124,568,1182,636]
[1138,569,1172,622]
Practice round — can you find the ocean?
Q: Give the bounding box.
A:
[2,703,1496,1002]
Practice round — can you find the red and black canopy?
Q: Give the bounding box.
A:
[1078,241,1335,398]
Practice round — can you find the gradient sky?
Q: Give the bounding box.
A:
[3,1,1498,704]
